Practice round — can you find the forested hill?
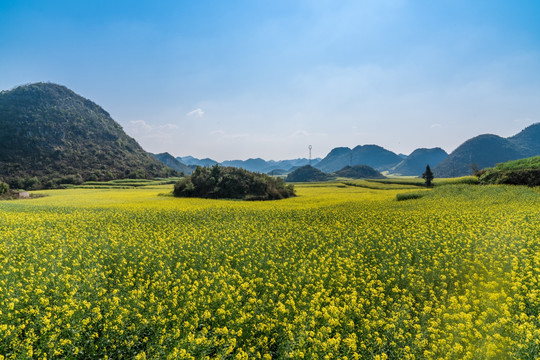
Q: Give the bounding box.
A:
[434,123,540,177]
[0,83,175,188]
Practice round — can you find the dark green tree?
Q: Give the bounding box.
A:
[422,164,434,187]
[0,181,8,195]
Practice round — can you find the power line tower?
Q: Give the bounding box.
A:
[308,145,312,165]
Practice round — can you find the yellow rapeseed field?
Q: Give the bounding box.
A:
[1,183,539,359]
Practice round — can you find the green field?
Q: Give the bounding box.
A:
[1,183,539,359]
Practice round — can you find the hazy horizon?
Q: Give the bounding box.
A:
[2,1,540,161]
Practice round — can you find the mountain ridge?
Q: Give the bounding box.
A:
[434,123,540,177]
[176,156,321,173]
[151,153,192,174]
[315,144,402,173]
[174,122,540,178]
[391,148,448,176]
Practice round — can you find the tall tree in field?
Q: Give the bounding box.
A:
[422,165,434,187]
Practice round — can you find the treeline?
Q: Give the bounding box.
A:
[174,165,295,200]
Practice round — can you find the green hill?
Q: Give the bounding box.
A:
[478,156,540,186]
[286,165,334,182]
[434,134,524,177]
[334,165,385,179]
[434,123,540,177]
[391,148,447,176]
[152,152,192,174]
[0,83,175,188]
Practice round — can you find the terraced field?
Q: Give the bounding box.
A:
[1,183,539,359]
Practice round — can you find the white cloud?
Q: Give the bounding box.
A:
[129,120,178,131]
[160,123,179,130]
[430,123,442,129]
[292,130,309,137]
[186,108,205,117]
[130,119,152,131]
[210,130,249,139]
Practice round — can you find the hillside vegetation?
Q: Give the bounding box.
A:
[435,123,540,177]
[174,165,295,200]
[315,145,402,173]
[334,165,385,179]
[285,165,334,182]
[391,147,447,176]
[0,180,9,198]
[479,155,540,186]
[0,83,175,189]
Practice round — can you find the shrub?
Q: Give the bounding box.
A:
[396,192,425,201]
[0,181,8,195]
[174,165,295,200]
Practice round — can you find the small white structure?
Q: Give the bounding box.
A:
[17,191,30,199]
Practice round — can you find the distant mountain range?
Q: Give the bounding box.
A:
[171,122,540,178]
[315,145,404,173]
[177,156,218,167]
[305,124,540,178]
[176,156,322,174]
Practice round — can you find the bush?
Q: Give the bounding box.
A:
[396,192,425,201]
[0,181,8,195]
[174,165,295,200]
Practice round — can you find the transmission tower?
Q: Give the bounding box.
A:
[309,145,312,165]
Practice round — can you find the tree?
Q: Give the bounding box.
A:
[422,165,434,187]
[0,181,8,195]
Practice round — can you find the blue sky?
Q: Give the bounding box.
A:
[1,1,540,161]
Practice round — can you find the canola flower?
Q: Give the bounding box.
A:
[0,183,539,359]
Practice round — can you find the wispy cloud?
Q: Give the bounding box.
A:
[130,119,152,131]
[160,123,179,130]
[210,130,249,139]
[292,130,309,137]
[186,108,205,117]
[129,120,178,131]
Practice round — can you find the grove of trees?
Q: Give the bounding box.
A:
[173,165,295,200]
